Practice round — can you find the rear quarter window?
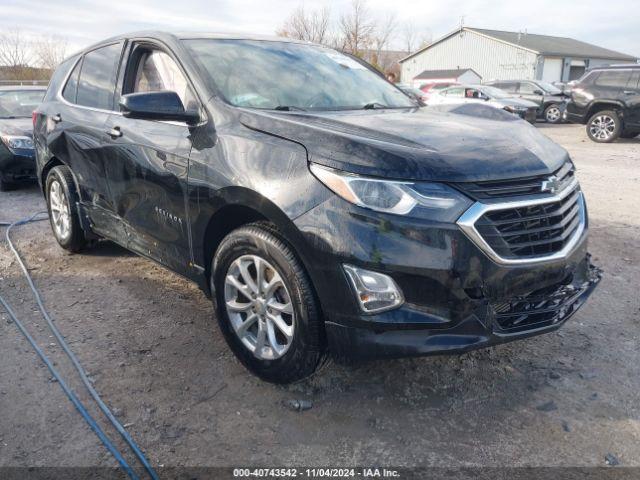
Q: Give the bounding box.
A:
[43,56,77,102]
[594,70,631,88]
[62,59,82,103]
[76,42,124,110]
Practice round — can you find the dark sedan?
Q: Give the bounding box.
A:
[0,86,46,190]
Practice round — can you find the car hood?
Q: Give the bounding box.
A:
[0,117,33,137]
[237,105,569,183]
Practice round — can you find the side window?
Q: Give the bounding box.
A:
[579,71,598,86]
[501,82,516,93]
[62,59,82,103]
[627,71,640,90]
[45,56,76,102]
[76,42,123,110]
[595,70,631,88]
[129,50,196,109]
[446,87,464,98]
[518,82,537,94]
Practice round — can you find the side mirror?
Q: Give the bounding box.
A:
[533,89,544,95]
[119,91,200,124]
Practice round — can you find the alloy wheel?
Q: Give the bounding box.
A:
[546,106,561,123]
[49,180,71,240]
[224,255,295,360]
[589,115,616,140]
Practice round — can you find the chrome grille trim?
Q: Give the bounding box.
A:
[456,178,586,265]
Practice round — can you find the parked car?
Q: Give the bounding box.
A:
[419,82,458,101]
[396,83,427,105]
[34,32,600,383]
[428,84,538,123]
[0,86,46,190]
[565,64,640,143]
[485,79,569,123]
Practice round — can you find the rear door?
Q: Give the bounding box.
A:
[592,69,631,106]
[103,41,199,275]
[623,70,640,128]
[49,42,125,238]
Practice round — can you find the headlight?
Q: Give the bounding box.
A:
[310,163,472,221]
[1,135,34,150]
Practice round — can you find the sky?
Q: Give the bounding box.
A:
[1,0,639,58]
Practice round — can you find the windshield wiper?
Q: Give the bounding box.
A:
[362,102,388,110]
[273,105,307,112]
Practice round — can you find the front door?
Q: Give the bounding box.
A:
[103,44,198,275]
[517,82,544,107]
[623,71,640,128]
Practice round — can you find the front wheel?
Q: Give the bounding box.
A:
[211,223,325,383]
[586,110,622,143]
[544,104,562,124]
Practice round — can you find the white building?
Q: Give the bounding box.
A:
[400,27,638,84]
[410,68,482,88]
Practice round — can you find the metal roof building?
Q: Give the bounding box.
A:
[400,27,638,84]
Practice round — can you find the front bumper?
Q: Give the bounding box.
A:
[294,195,601,361]
[0,145,37,182]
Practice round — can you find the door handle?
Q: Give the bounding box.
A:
[52,114,62,123]
[623,90,636,95]
[107,126,123,138]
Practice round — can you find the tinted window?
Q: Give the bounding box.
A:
[45,56,76,102]
[130,50,196,108]
[595,70,631,88]
[500,82,518,93]
[518,82,539,94]
[62,59,82,103]
[629,71,640,90]
[578,71,598,86]
[77,42,123,110]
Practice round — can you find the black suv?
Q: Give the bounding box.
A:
[565,65,640,143]
[486,80,568,123]
[33,32,600,383]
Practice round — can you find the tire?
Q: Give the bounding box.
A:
[544,104,562,124]
[620,130,639,139]
[586,110,622,143]
[211,222,325,383]
[45,165,88,252]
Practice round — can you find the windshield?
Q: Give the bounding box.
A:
[183,39,415,111]
[536,81,562,94]
[476,85,509,99]
[0,89,45,118]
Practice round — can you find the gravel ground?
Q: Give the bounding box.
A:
[0,124,639,474]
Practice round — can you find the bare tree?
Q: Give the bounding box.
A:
[0,29,32,68]
[277,5,331,44]
[338,0,375,56]
[371,13,397,67]
[35,35,68,70]
[402,21,418,54]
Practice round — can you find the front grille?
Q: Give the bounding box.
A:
[453,161,575,200]
[474,186,581,259]
[491,281,583,333]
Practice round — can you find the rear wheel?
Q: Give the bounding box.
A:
[45,166,88,252]
[586,110,622,143]
[212,223,325,383]
[544,104,562,124]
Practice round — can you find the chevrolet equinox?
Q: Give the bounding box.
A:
[34,32,601,383]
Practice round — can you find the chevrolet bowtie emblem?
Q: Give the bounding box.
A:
[541,175,561,194]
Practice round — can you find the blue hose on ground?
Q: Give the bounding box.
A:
[1,213,159,480]
[0,296,139,480]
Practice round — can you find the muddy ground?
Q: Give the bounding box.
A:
[0,124,639,475]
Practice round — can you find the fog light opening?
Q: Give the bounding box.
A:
[343,264,404,313]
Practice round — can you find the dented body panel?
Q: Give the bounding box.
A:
[33,31,600,361]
